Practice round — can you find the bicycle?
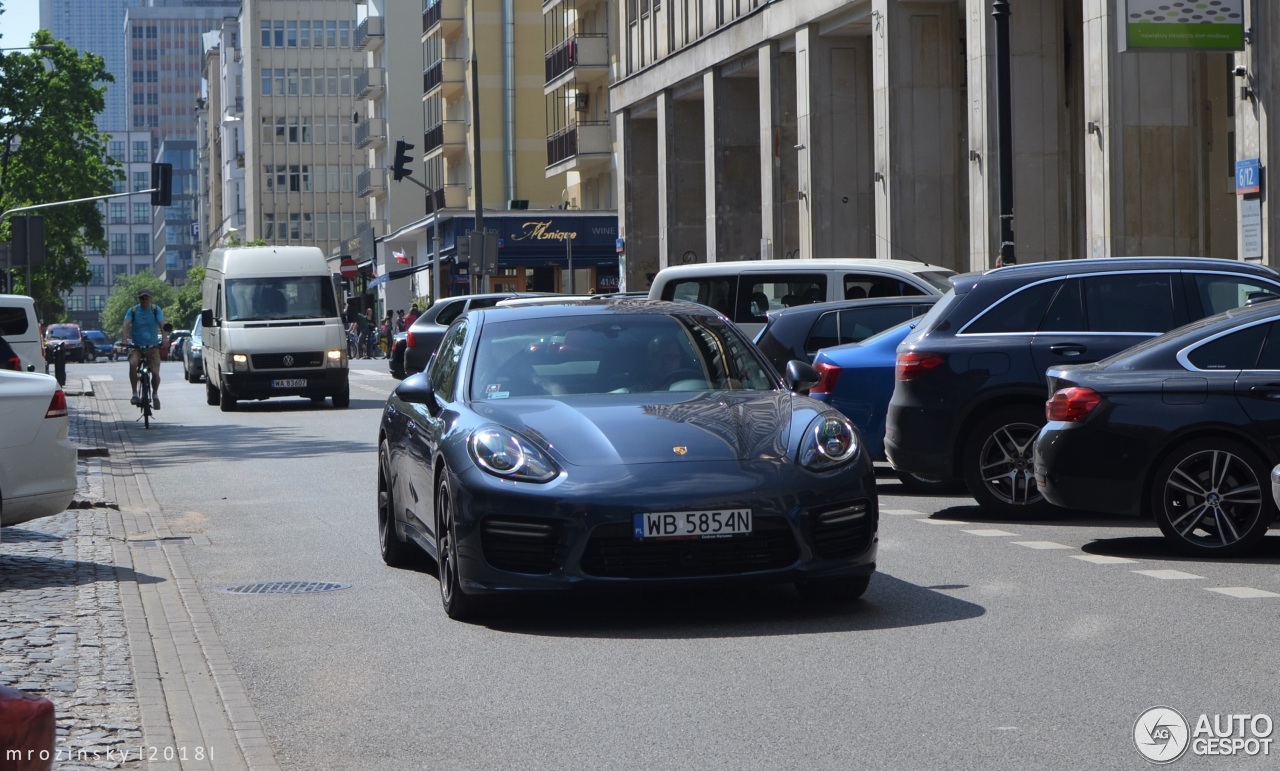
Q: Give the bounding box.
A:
[129,345,157,428]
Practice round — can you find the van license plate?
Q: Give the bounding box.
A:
[273,378,306,388]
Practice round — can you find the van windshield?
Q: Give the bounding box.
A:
[225,277,338,321]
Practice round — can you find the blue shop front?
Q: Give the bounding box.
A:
[438,213,620,295]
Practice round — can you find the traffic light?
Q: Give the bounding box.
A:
[391,140,415,182]
[150,163,172,206]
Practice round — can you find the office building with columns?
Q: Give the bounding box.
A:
[610,0,1276,291]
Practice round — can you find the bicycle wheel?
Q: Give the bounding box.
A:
[139,374,152,428]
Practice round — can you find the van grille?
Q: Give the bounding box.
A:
[250,352,324,369]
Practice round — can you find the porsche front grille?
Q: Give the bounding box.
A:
[481,517,564,574]
[580,520,798,578]
[810,500,876,559]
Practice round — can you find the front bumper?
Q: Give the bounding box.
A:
[443,459,879,595]
[223,368,348,400]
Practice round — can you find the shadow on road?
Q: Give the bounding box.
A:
[0,554,164,590]
[111,412,376,468]
[1081,534,1280,565]
[473,572,986,639]
[0,528,66,543]
[927,504,1154,529]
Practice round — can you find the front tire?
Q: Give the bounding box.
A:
[436,470,484,620]
[378,440,417,567]
[205,377,219,405]
[1151,438,1273,557]
[331,384,350,409]
[962,405,1052,517]
[219,383,236,412]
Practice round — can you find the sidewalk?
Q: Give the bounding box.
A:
[0,378,280,771]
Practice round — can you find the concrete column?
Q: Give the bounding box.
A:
[760,43,781,259]
[797,27,874,261]
[662,90,707,264]
[618,108,660,289]
[873,0,964,268]
[1083,0,1204,258]
[708,68,762,262]
[1236,2,1278,267]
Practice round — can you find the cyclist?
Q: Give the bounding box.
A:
[122,289,164,410]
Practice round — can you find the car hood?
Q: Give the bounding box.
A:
[469,391,794,466]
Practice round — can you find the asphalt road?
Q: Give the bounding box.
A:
[70,359,1280,770]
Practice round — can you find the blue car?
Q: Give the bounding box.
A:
[810,319,962,494]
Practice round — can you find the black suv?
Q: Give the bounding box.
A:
[885,257,1280,516]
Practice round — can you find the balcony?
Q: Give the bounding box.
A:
[546,121,611,172]
[423,58,465,98]
[544,34,610,92]
[425,184,469,214]
[423,0,464,38]
[542,0,604,14]
[423,121,467,158]
[355,15,385,52]
[358,168,387,197]
[355,117,387,149]
[356,68,385,100]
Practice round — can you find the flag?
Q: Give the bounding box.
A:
[394,250,410,265]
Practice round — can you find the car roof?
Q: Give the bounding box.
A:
[765,295,938,320]
[982,256,1280,281]
[474,298,722,322]
[654,258,953,278]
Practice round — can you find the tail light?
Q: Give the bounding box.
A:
[406,330,417,349]
[3,355,19,371]
[809,362,842,395]
[895,351,945,381]
[46,390,68,419]
[1046,387,1101,422]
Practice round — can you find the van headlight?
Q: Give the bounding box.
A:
[798,415,859,471]
[229,353,249,372]
[326,349,344,367]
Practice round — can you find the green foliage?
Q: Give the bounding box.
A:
[101,272,174,340]
[169,265,206,329]
[0,25,118,314]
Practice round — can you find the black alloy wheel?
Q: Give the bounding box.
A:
[1151,439,1273,558]
[377,441,416,567]
[436,470,482,620]
[962,405,1053,517]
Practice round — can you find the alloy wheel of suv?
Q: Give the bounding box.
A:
[962,405,1052,517]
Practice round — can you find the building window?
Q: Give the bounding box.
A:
[300,21,311,48]
[66,295,84,312]
[134,233,150,255]
[260,20,271,48]
[263,213,274,240]
[289,213,301,240]
[339,20,351,48]
[134,203,149,223]
[89,295,106,311]
[110,203,126,224]
[89,264,105,286]
[274,20,285,48]
[111,234,128,255]
[287,20,298,47]
[261,69,272,96]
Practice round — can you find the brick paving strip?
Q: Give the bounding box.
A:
[1,378,281,771]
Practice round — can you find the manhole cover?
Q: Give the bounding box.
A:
[220,581,351,595]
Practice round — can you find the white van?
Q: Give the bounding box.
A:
[200,246,349,410]
[647,259,956,335]
[0,294,46,372]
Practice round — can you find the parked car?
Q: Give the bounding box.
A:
[81,330,115,361]
[648,258,956,336]
[182,316,204,382]
[390,292,548,380]
[886,257,1280,517]
[167,329,191,361]
[0,294,44,372]
[43,323,85,363]
[0,335,21,371]
[1035,301,1280,557]
[0,369,76,527]
[377,299,878,619]
[113,339,130,359]
[754,296,939,374]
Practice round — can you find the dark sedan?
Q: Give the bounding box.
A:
[389,292,550,379]
[377,299,879,619]
[1035,301,1280,557]
[753,296,938,374]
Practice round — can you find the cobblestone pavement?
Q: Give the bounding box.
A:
[1,389,144,769]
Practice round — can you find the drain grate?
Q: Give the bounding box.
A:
[220,581,351,595]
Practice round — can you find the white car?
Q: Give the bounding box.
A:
[0,370,76,527]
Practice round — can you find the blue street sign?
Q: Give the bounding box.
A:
[1236,158,1261,195]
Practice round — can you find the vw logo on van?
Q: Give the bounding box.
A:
[282,355,295,367]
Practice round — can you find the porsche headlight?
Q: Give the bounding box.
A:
[469,427,560,483]
[798,415,859,471]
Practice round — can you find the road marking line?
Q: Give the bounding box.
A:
[1012,541,1072,550]
[1205,586,1280,598]
[917,519,967,525]
[882,509,926,517]
[88,375,115,382]
[1133,569,1203,580]
[1072,555,1138,565]
[962,528,1018,537]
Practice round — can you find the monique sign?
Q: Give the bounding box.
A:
[1118,0,1245,51]
[509,221,578,242]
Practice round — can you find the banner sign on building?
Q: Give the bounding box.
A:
[1118,0,1245,51]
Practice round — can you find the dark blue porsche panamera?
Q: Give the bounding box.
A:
[376,299,879,619]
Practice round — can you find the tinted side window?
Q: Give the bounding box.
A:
[742,274,826,313]
[1187,322,1267,370]
[1254,322,1280,370]
[0,306,30,336]
[1039,279,1084,332]
[1084,273,1176,333]
[434,300,466,326]
[1192,274,1280,316]
[843,274,921,299]
[468,297,504,310]
[666,278,737,319]
[807,312,840,351]
[428,320,467,400]
[964,280,1060,334]
[837,305,916,343]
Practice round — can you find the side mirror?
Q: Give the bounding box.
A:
[394,372,440,416]
[785,360,821,393]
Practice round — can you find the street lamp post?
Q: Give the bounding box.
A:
[992,0,1016,266]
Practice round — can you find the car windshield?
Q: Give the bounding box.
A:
[84,331,107,342]
[469,313,779,400]
[224,277,338,321]
[49,327,79,340]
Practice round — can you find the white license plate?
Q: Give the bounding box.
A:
[272,378,307,388]
[633,510,752,540]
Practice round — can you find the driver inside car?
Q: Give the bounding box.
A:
[643,334,695,391]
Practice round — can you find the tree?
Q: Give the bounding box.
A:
[0,17,118,315]
[169,265,206,329]
[101,271,174,340]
